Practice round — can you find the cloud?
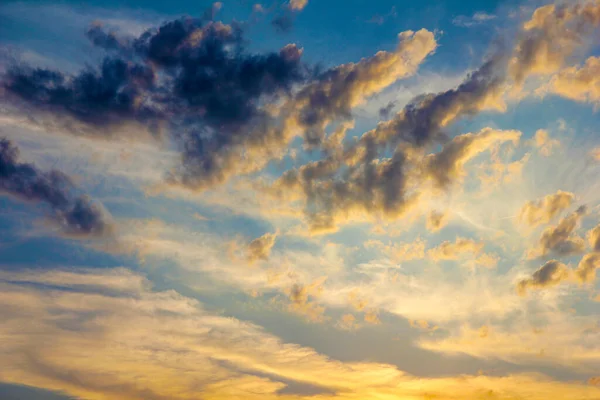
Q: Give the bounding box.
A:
[247,232,278,263]
[546,56,600,105]
[516,260,571,295]
[575,252,600,284]
[452,12,496,28]
[509,2,600,84]
[419,314,600,368]
[533,206,587,257]
[288,0,308,11]
[427,237,485,262]
[2,267,600,399]
[337,313,359,330]
[422,127,521,189]
[286,280,327,322]
[530,129,560,156]
[519,190,575,227]
[587,224,600,251]
[2,17,436,192]
[0,137,112,237]
[426,210,449,231]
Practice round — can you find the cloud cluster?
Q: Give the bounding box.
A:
[0,137,112,237]
[518,251,600,296]
[2,19,436,193]
[509,2,600,84]
[274,126,520,233]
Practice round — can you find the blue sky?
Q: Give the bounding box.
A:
[1,0,600,399]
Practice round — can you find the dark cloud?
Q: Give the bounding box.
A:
[516,260,570,296]
[0,138,112,237]
[4,57,156,129]
[3,17,309,187]
[365,54,507,148]
[85,22,130,52]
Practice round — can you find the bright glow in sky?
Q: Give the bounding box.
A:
[1,0,600,399]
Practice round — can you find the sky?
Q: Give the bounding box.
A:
[1,0,600,399]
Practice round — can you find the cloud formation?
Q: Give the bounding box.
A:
[423,127,521,189]
[509,2,600,84]
[426,210,449,231]
[533,206,588,257]
[427,237,485,261]
[0,137,112,237]
[517,259,571,295]
[575,252,600,283]
[519,190,575,228]
[247,232,278,263]
[2,19,436,193]
[547,56,600,104]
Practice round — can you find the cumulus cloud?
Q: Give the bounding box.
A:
[509,2,600,84]
[2,19,436,192]
[423,127,521,189]
[516,260,571,295]
[545,56,600,105]
[533,206,588,257]
[0,137,112,237]
[575,252,600,283]
[247,232,278,263]
[519,190,575,227]
[264,1,600,234]
[588,224,600,251]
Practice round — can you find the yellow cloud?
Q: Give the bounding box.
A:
[247,232,278,263]
[427,237,485,261]
[510,2,600,84]
[531,129,560,156]
[519,190,575,227]
[547,56,600,105]
[530,206,587,257]
[426,210,449,231]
